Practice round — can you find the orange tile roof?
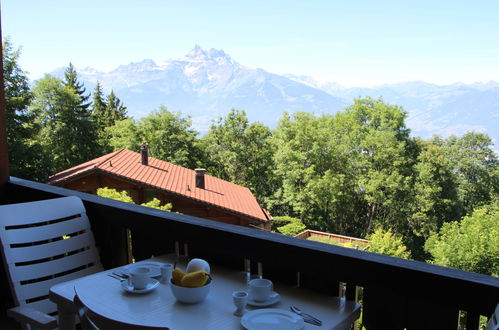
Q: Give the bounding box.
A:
[47,149,271,223]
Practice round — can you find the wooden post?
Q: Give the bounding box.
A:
[0,7,10,200]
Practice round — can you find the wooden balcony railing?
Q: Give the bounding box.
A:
[2,177,498,330]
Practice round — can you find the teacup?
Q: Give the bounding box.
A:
[248,278,273,302]
[129,266,151,290]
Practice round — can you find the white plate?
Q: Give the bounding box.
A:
[121,262,164,278]
[241,308,304,330]
[247,291,281,307]
[121,278,160,294]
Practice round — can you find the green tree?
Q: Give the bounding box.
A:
[437,132,498,216]
[141,198,172,212]
[91,81,107,131]
[96,187,134,203]
[272,111,365,235]
[63,63,91,112]
[2,38,48,180]
[425,200,499,276]
[30,75,100,174]
[138,106,201,168]
[271,216,301,232]
[105,118,142,151]
[336,97,414,235]
[407,140,459,258]
[105,90,127,124]
[105,107,201,168]
[277,221,307,236]
[367,228,411,259]
[272,98,414,238]
[200,109,276,203]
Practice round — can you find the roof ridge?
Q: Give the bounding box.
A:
[94,149,126,168]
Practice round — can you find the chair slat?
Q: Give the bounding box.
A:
[12,249,100,282]
[24,297,58,315]
[14,265,101,302]
[2,215,90,245]
[0,196,86,226]
[6,231,97,263]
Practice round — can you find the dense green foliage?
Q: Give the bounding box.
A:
[270,216,300,231]
[367,228,411,259]
[271,216,306,236]
[277,221,307,236]
[106,106,202,168]
[271,99,415,240]
[4,39,498,273]
[96,187,172,212]
[30,75,100,174]
[201,109,276,203]
[97,187,134,203]
[141,198,173,212]
[425,200,498,276]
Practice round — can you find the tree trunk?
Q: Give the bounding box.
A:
[366,202,377,233]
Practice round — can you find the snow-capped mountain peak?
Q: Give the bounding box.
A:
[184,44,231,62]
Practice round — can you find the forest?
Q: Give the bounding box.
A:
[4,39,498,276]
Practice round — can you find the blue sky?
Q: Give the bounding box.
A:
[2,0,499,86]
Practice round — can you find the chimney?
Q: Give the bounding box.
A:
[141,142,148,166]
[195,168,205,189]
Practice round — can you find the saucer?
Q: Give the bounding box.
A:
[121,278,159,294]
[247,291,281,307]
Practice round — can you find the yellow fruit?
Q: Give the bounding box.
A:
[172,268,185,286]
[180,270,210,288]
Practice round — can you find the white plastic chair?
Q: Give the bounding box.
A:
[0,196,103,329]
[486,303,499,330]
[74,287,169,330]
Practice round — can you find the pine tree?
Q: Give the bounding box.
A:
[30,75,100,173]
[63,62,90,111]
[2,39,49,180]
[105,90,128,125]
[91,81,107,131]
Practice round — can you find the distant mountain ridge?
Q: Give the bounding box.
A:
[50,45,499,145]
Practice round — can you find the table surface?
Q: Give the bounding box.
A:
[50,255,360,329]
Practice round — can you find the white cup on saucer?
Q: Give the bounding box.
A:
[248,278,273,302]
[129,266,150,290]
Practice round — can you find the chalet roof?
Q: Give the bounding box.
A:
[47,149,271,223]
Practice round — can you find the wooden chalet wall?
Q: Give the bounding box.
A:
[57,172,268,229]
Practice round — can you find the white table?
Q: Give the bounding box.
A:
[50,255,360,329]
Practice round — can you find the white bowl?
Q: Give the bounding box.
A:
[170,280,212,303]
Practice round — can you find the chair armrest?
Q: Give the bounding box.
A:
[7,306,58,330]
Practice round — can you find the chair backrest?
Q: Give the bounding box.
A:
[0,196,103,316]
[486,303,499,330]
[73,288,169,330]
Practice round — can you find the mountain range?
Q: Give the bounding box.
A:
[51,45,499,145]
